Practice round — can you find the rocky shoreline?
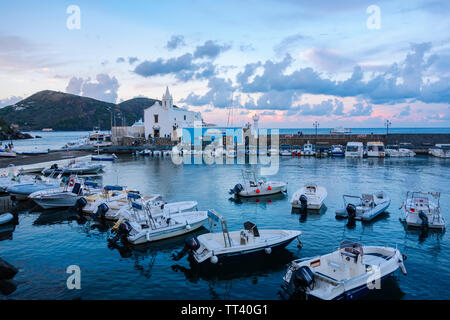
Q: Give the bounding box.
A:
[0,118,33,141]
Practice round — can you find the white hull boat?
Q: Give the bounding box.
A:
[230,170,287,197]
[345,142,364,158]
[153,150,162,157]
[330,145,345,157]
[367,142,385,157]
[280,150,291,156]
[79,185,127,215]
[7,180,61,200]
[386,148,416,157]
[429,144,450,158]
[291,184,327,210]
[173,210,302,265]
[104,193,198,221]
[0,149,16,157]
[43,161,104,175]
[401,191,445,230]
[335,191,390,221]
[163,150,171,157]
[301,141,315,156]
[282,240,407,300]
[107,195,208,245]
[138,149,152,156]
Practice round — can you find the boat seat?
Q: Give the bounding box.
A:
[314,272,340,286]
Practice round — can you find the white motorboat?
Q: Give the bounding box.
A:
[107,194,208,245]
[6,175,61,200]
[429,144,450,158]
[29,179,101,209]
[0,148,16,157]
[268,148,279,156]
[18,167,46,174]
[386,147,416,157]
[103,193,198,221]
[345,142,364,158]
[42,161,104,175]
[153,150,162,157]
[163,150,171,157]
[367,141,385,157]
[301,141,315,156]
[330,127,351,134]
[229,169,287,197]
[335,191,390,221]
[138,149,152,156]
[282,240,406,300]
[291,184,327,210]
[330,145,345,157]
[173,209,302,265]
[401,191,446,230]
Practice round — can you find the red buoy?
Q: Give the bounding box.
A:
[268,186,272,190]
[256,189,260,194]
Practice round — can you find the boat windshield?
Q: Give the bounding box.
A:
[346,146,359,152]
[339,240,364,257]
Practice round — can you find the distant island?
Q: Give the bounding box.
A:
[0,90,179,131]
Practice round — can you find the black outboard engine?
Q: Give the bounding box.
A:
[93,203,109,219]
[50,163,58,170]
[346,203,356,219]
[288,266,315,294]
[107,221,132,245]
[73,197,88,212]
[172,237,201,261]
[299,194,308,214]
[229,183,244,195]
[418,210,429,231]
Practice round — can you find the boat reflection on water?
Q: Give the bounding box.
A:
[400,219,446,243]
[172,249,298,284]
[291,205,327,222]
[228,192,287,205]
[33,208,84,226]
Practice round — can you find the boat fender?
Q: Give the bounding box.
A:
[264,247,272,254]
[256,189,260,194]
[210,255,218,264]
[185,224,191,230]
[267,186,272,191]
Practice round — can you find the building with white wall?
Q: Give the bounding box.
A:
[144,87,202,140]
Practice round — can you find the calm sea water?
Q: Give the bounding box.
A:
[1,154,449,300]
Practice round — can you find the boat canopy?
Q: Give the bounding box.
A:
[339,240,364,257]
[243,221,260,237]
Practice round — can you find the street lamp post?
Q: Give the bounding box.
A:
[385,120,391,135]
[313,121,319,150]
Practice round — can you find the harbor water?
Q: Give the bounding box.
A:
[1,153,449,300]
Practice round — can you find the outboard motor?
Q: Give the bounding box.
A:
[299,194,308,214]
[346,203,356,219]
[172,237,201,261]
[418,210,429,232]
[73,197,88,212]
[107,221,132,245]
[93,203,109,219]
[289,266,315,294]
[229,183,244,195]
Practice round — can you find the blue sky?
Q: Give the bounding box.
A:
[0,0,449,127]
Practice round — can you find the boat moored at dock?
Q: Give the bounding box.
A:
[291,183,327,210]
[400,191,446,230]
[335,191,390,221]
[282,240,407,300]
[229,169,287,197]
[345,142,364,158]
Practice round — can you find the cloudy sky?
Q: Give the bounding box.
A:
[0,0,449,128]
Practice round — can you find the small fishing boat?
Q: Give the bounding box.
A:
[268,148,279,156]
[367,141,385,157]
[229,169,287,197]
[107,194,208,245]
[138,149,152,156]
[163,150,171,157]
[291,184,327,210]
[29,179,101,209]
[0,148,16,158]
[153,150,162,157]
[335,192,390,221]
[0,213,13,225]
[173,209,302,265]
[330,145,345,157]
[6,176,61,200]
[42,161,104,175]
[18,167,46,174]
[282,240,407,300]
[428,144,450,158]
[279,144,291,156]
[400,191,446,230]
[103,193,198,221]
[301,141,315,156]
[345,142,364,158]
[330,127,351,134]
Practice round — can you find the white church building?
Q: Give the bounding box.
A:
[144,87,202,140]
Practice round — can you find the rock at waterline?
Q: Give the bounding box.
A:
[0,279,18,295]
